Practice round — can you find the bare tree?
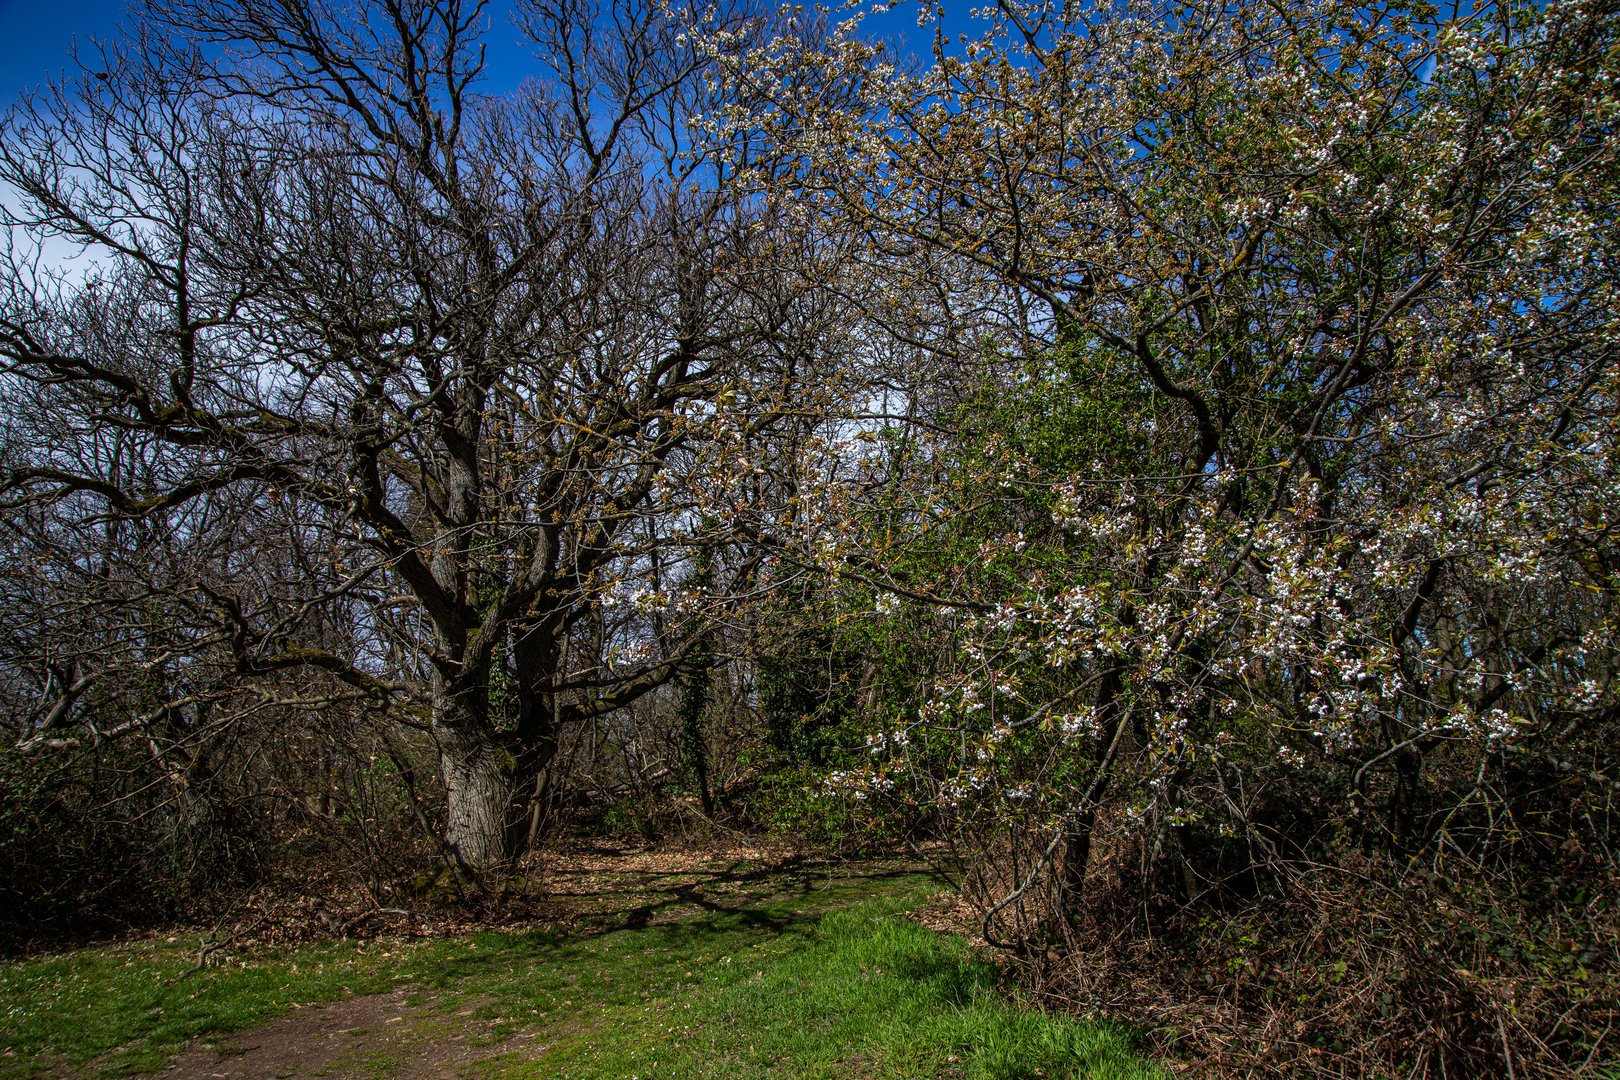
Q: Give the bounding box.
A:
[0,0,838,868]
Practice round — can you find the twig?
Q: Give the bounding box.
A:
[166,911,267,984]
[338,907,419,934]
[1497,1006,1517,1080]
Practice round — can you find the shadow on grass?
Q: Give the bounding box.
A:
[540,852,939,937]
[406,854,946,989]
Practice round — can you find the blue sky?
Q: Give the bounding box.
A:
[0,0,130,105]
[0,1,966,109]
[0,0,569,105]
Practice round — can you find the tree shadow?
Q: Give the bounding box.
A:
[545,852,937,939]
[414,853,946,986]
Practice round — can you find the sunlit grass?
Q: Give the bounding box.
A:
[0,869,1158,1079]
[510,900,1156,1079]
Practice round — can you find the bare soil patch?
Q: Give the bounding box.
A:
[125,988,557,1080]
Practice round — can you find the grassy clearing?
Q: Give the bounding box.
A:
[0,861,1158,1079]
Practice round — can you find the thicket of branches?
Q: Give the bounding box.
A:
[3,0,1618,1074]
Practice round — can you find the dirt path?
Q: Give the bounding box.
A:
[134,988,560,1080]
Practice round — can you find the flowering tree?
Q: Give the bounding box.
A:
[715,0,1620,945]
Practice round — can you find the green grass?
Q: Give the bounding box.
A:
[0,932,405,1075]
[0,936,406,1076]
[504,899,1155,1079]
[0,867,1158,1079]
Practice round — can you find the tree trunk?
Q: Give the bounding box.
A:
[1062,665,1126,912]
[677,652,715,817]
[1061,806,1097,903]
[439,735,512,870]
[434,673,513,870]
[510,700,559,853]
[433,623,567,869]
[511,624,564,850]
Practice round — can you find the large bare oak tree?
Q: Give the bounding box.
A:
[0,0,833,867]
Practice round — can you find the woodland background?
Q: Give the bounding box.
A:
[1,0,1617,1075]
